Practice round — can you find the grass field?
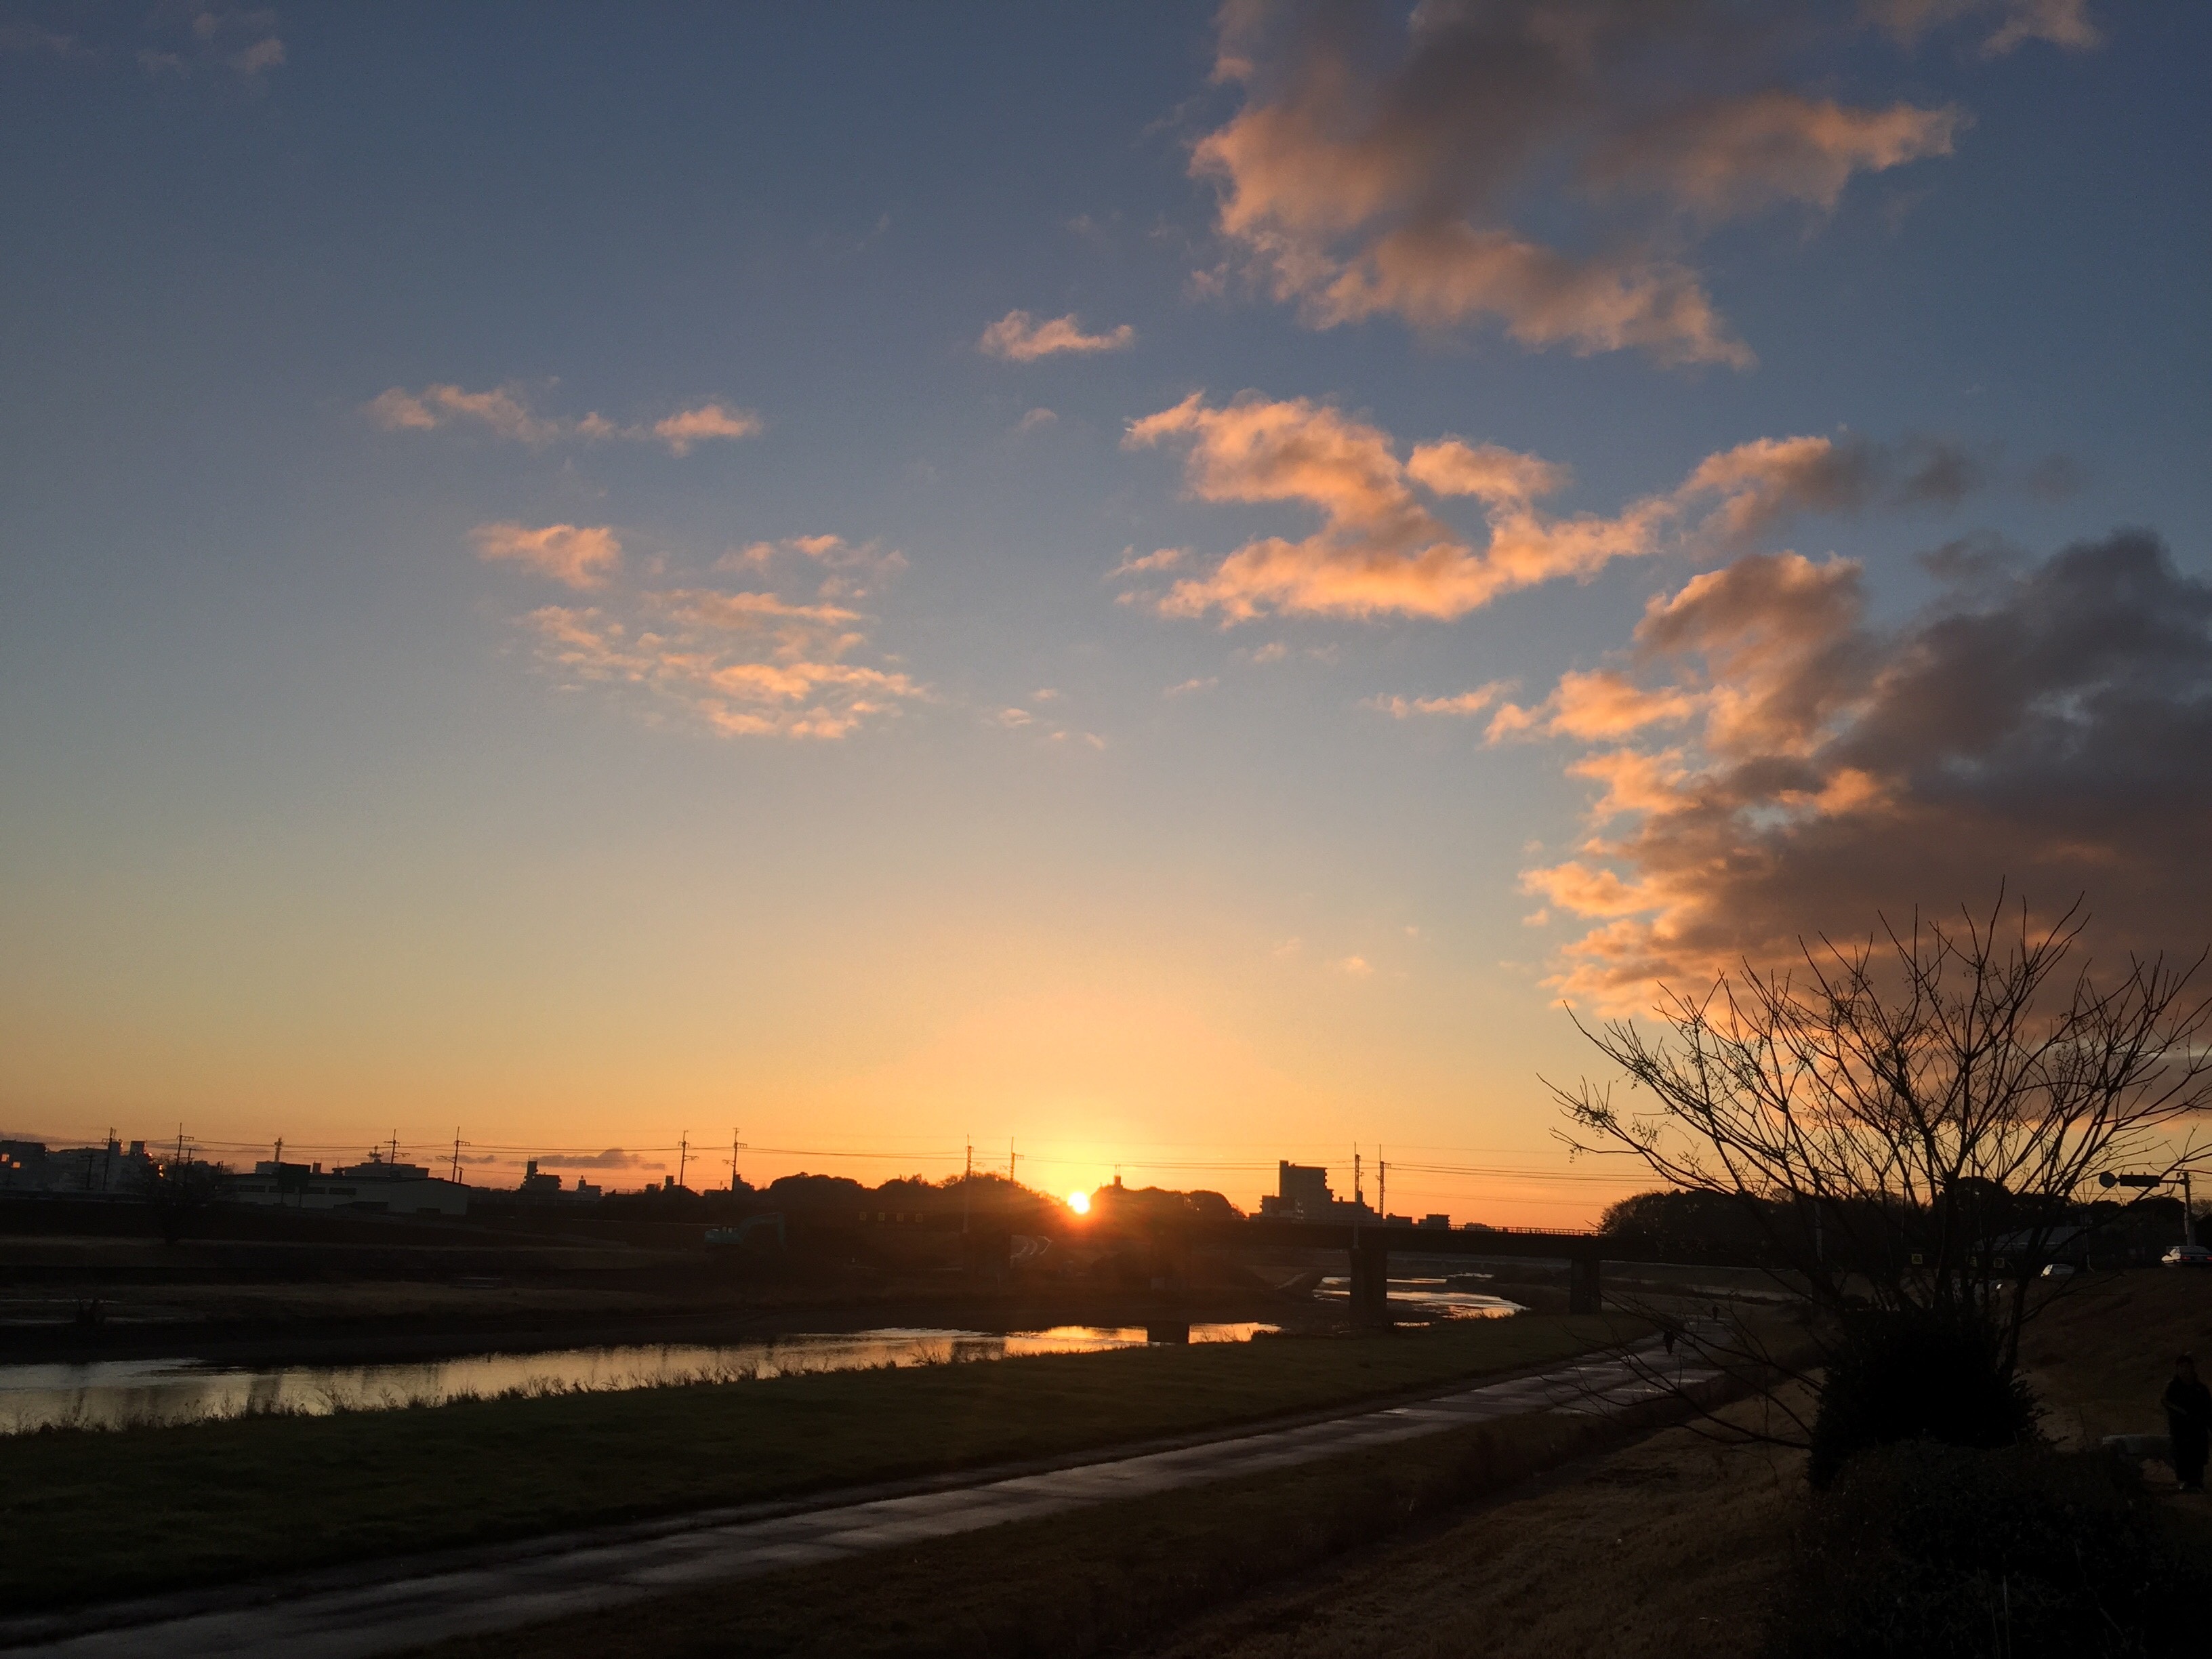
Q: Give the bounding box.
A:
[0,1313,1635,1612]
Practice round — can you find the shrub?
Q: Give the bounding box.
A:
[1807,1305,2039,1488]
[1769,1441,2206,1659]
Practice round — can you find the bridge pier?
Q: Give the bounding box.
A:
[1568,1254,1602,1315]
[1349,1240,1391,1328]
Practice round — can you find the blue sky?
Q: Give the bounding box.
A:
[2,2,2206,1218]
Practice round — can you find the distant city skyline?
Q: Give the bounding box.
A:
[3,3,2206,1227]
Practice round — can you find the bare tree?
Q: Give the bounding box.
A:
[1551,895,2212,1456]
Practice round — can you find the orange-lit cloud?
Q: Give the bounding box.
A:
[652,403,764,455]
[1509,531,2212,1007]
[1122,394,1957,623]
[471,522,623,590]
[1191,3,1975,364]
[978,310,1136,361]
[369,384,762,453]
[480,520,920,740]
[1366,681,1516,720]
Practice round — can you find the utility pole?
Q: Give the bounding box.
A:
[449,1129,461,1185]
[677,1131,689,1191]
[729,1128,741,1194]
[2188,1170,2198,1248]
[962,1139,972,1235]
[1378,1146,1386,1221]
[1008,1136,1018,1189]
[1353,1147,1363,1208]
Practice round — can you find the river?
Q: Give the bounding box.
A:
[0,1322,1281,1433]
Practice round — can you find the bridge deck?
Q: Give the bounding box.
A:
[1202,1218,1601,1260]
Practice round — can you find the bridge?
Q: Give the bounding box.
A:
[1193,1216,1606,1325]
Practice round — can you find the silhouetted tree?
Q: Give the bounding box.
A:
[134,1158,229,1246]
[1555,895,2211,1469]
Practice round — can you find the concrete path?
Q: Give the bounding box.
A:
[1,1343,1717,1659]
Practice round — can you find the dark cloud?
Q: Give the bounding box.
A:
[529,1148,661,1170]
[1524,529,2212,1002]
[1192,1,1965,365]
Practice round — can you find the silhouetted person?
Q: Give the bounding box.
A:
[1661,1324,1677,1355]
[2163,1354,2211,1492]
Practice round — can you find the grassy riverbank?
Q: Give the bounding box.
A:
[413,1408,1640,1659]
[1,1313,1635,1612]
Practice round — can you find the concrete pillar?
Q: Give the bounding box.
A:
[1349,1240,1391,1327]
[1568,1254,1601,1314]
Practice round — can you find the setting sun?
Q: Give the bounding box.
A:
[1066,1190,1090,1216]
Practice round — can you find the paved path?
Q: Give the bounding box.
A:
[2,1343,1717,1659]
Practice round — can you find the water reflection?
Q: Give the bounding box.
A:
[1314,1276,1527,1319]
[0,1322,1279,1435]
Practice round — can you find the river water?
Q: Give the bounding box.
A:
[0,1322,1280,1434]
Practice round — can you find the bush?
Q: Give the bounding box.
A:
[1769,1441,2206,1659]
[1808,1305,2039,1488]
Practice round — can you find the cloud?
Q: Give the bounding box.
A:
[368,384,761,453]
[1189,4,1971,365]
[652,403,763,455]
[372,385,561,444]
[1122,393,1980,623]
[1017,407,1059,433]
[1366,680,1515,720]
[1511,530,2212,1006]
[1589,92,1961,221]
[1109,546,1185,578]
[471,522,623,590]
[978,310,1136,361]
[718,534,905,600]
[529,1148,657,1170]
[1337,955,1374,977]
[130,7,285,79]
[1164,676,1219,697]
[497,528,921,742]
[1864,0,2103,56]
[0,20,81,55]
[232,35,283,75]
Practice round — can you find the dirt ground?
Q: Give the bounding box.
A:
[1142,1270,2212,1659]
[1140,1392,1807,1659]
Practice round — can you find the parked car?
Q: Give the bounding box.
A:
[2161,1244,2212,1267]
[2040,1262,2076,1278]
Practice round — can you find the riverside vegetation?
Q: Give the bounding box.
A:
[1,1312,1635,1611]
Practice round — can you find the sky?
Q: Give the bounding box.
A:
[1,1,2207,1224]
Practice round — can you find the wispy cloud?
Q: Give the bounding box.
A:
[651,403,763,455]
[1864,0,2103,56]
[1366,681,1516,720]
[368,384,762,454]
[1109,546,1184,579]
[135,6,286,79]
[1164,676,1218,698]
[471,522,623,590]
[487,525,922,741]
[978,310,1136,361]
